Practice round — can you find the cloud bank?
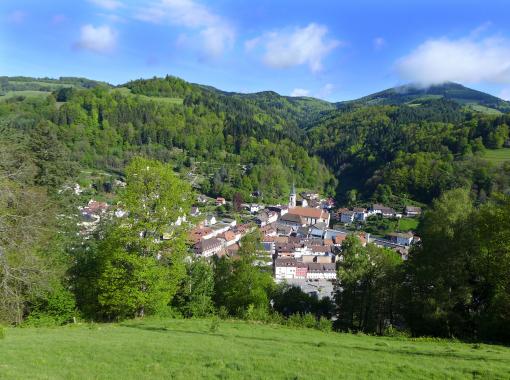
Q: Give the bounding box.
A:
[290,88,310,97]
[76,24,117,53]
[247,23,340,73]
[397,34,510,85]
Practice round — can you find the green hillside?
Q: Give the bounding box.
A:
[1,318,509,379]
[345,82,510,113]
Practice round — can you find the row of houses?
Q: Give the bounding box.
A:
[338,204,422,223]
[275,258,336,280]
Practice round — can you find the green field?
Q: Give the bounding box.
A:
[0,90,50,101]
[112,87,183,105]
[398,217,420,231]
[481,148,510,164]
[1,318,509,379]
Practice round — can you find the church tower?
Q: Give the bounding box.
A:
[289,182,296,208]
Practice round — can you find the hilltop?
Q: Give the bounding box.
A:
[1,318,509,379]
[343,82,510,114]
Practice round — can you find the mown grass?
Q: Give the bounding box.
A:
[481,148,510,164]
[0,318,509,379]
[398,217,420,231]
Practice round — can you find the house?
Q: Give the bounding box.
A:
[296,226,312,238]
[353,207,367,222]
[287,206,330,226]
[371,204,396,218]
[275,258,297,280]
[276,224,293,236]
[405,206,422,217]
[220,230,238,247]
[268,205,288,216]
[340,210,355,224]
[279,213,306,230]
[190,206,201,217]
[310,223,328,238]
[255,210,278,227]
[216,197,226,206]
[196,238,223,257]
[387,232,414,246]
[295,262,308,279]
[306,263,337,280]
[204,215,217,226]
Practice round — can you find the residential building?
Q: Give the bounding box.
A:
[196,238,223,257]
[405,206,422,217]
[387,232,414,246]
[275,258,297,280]
[287,206,330,226]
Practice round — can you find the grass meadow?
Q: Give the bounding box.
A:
[482,148,510,164]
[1,318,509,379]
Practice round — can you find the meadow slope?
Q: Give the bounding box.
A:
[1,318,509,379]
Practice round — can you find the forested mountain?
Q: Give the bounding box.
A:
[343,82,510,113]
[1,75,510,207]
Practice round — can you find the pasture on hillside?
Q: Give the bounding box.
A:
[0,318,509,379]
[481,148,510,164]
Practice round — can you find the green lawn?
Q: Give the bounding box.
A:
[398,217,420,231]
[481,148,510,164]
[1,318,509,379]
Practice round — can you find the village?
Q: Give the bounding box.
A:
[77,181,422,301]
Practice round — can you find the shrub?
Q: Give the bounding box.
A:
[0,326,5,339]
[316,317,332,332]
[209,316,220,333]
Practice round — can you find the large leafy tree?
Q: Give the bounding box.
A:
[92,157,192,320]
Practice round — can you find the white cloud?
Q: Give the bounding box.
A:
[290,88,310,97]
[317,83,334,99]
[135,0,234,57]
[7,10,26,24]
[499,88,510,101]
[88,0,123,10]
[248,23,340,73]
[373,37,386,50]
[396,34,510,85]
[76,24,117,53]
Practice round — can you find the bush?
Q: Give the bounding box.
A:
[316,317,332,332]
[243,305,270,322]
[209,316,220,333]
[217,306,229,320]
[0,325,5,339]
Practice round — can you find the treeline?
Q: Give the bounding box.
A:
[309,100,510,204]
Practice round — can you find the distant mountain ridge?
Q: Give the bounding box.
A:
[343,82,510,114]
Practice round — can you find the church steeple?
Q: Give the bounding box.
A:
[289,182,296,208]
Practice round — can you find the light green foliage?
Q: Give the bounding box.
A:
[85,158,193,320]
[1,319,509,379]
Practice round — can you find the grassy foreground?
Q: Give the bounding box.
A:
[1,318,509,379]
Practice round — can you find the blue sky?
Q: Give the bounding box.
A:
[2,0,510,101]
